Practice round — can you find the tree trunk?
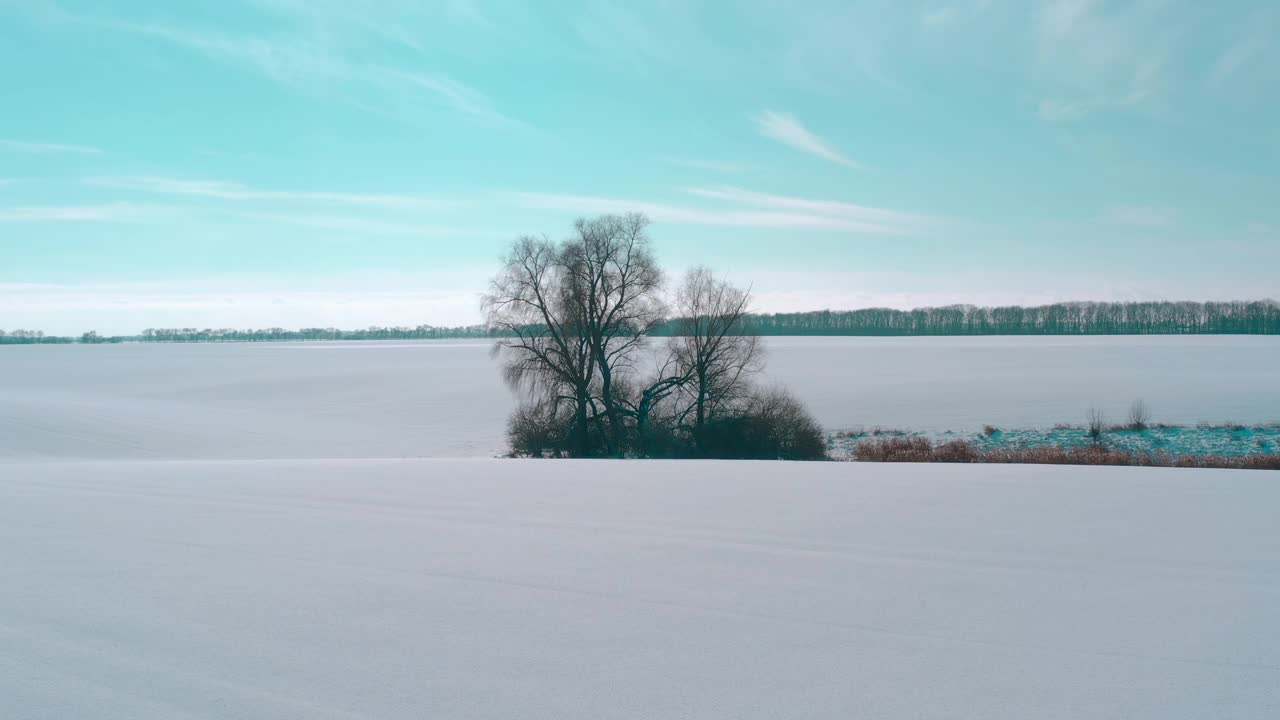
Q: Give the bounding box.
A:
[573,390,590,457]
[596,349,624,457]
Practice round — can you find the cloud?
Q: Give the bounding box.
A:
[1037,95,1153,122]
[682,186,929,227]
[374,68,529,128]
[752,111,861,169]
[0,203,162,222]
[922,7,957,28]
[60,10,525,127]
[1034,59,1157,120]
[1245,221,1275,237]
[1033,1,1171,121]
[0,139,102,154]
[87,177,449,209]
[0,280,488,335]
[663,158,754,173]
[228,210,480,237]
[1103,205,1173,229]
[1209,13,1277,88]
[511,191,909,234]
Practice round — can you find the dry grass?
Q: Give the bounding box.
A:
[851,437,1280,470]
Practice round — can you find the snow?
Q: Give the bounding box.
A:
[2,458,1277,718]
[2,337,1277,716]
[2,336,1279,460]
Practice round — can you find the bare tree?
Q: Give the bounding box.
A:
[485,217,825,460]
[483,235,598,456]
[670,267,763,449]
[561,213,666,455]
[483,215,667,456]
[1127,399,1151,430]
[1087,408,1107,445]
[619,352,689,456]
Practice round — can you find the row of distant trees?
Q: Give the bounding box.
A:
[700,300,1280,336]
[0,330,74,345]
[4,301,1278,346]
[135,325,492,343]
[0,325,491,344]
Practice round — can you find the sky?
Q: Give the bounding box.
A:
[2,0,1278,334]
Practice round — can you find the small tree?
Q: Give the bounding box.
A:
[670,267,763,451]
[1087,408,1106,445]
[1127,399,1150,430]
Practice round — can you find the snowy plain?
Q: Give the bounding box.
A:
[2,335,1278,459]
[2,337,1279,718]
[3,459,1278,719]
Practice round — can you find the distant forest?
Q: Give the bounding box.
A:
[3,300,1278,344]
[709,300,1280,337]
[0,325,492,345]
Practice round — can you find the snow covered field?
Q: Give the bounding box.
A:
[2,458,1278,718]
[2,336,1278,459]
[3,337,1278,717]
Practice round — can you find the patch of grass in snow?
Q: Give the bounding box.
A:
[846,437,1280,470]
[827,423,1280,466]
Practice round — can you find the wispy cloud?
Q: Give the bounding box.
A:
[511,191,912,234]
[1208,12,1278,88]
[663,157,754,173]
[0,203,161,223]
[1103,205,1173,229]
[87,177,449,209]
[0,139,102,154]
[571,3,668,71]
[59,10,525,128]
[0,279,488,335]
[922,7,957,29]
[683,186,928,228]
[1033,1,1171,122]
[1036,89,1150,122]
[374,68,528,128]
[229,210,478,237]
[753,111,860,169]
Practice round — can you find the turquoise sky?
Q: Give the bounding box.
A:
[2,0,1278,333]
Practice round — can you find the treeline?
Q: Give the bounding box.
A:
[5,300,1279,346]
[0,325,495,344]
[135,325,493,343]
[664,300,1280,336]
[0,330,74,345]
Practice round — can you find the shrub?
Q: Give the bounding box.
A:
[1087,408,1106,444]
[506,403,565,458]
[695,388,827,460]
[853,437,932,462]
[932,440,981,462]
[506,402,608,458]
[1126,399,1151,430]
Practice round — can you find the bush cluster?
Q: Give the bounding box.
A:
[508,387,827,461]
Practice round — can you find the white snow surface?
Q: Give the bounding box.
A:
[2,336,1278,460]
[2,458,1278,718]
